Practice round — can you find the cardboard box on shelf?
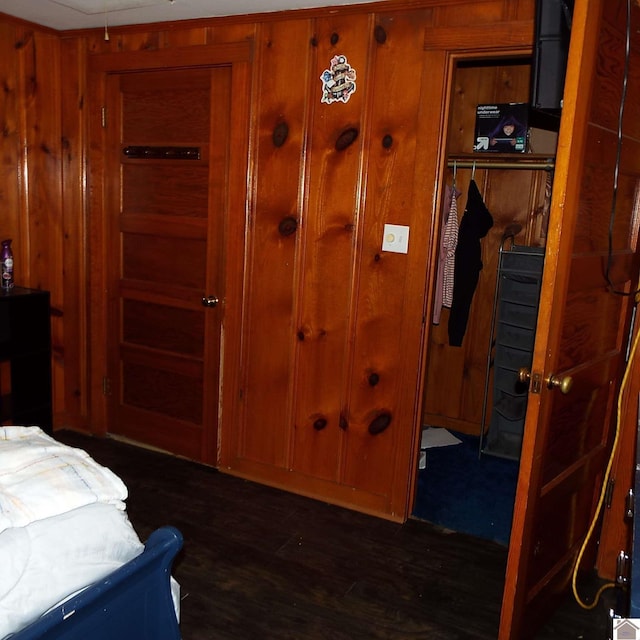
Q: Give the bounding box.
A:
[528,127,558,155]
[474,103,528,153]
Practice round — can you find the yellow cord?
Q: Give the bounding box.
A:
[571,314,640,609]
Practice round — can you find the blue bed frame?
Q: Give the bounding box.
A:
[10,526,183,640]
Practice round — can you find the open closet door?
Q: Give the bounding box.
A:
[499,0,640,637]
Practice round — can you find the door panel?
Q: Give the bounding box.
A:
[122,300,204,357]
[122,164,210,217]
[106,66,231,463]
[500,0,640,637]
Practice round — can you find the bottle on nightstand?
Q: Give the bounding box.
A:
[1,239,14,290]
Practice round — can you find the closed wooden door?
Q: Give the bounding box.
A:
[104,66,231,463]
[500,0,640,636]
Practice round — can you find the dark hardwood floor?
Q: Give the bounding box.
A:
[55,430,614,639]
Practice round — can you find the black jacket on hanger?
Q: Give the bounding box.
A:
[448,179,494,346]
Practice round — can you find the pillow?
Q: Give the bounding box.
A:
[0,427,128,532]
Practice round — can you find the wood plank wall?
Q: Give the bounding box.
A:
[217,8,435,517]
[0,0,540,520]
[0,19,73,423]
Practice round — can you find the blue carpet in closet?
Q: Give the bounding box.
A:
[412,431,519,546]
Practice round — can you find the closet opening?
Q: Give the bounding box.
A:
[412,55,559,546]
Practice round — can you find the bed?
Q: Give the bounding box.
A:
[0,426,182,640]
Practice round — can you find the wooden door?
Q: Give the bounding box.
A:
[500,0,640,637]
[104,66,231,464]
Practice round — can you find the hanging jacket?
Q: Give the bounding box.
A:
[448,179,494,346]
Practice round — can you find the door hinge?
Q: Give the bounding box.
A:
[101,106,107,128]
[617,550,630,586]
[626,488,634,519]
[102,376,112,396]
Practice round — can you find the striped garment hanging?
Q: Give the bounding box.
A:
[442,192,459,308]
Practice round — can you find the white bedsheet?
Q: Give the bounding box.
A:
[0,427,154,638]
[0,426,128,533]
[0,502,144,639]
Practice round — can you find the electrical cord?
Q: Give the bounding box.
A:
[572,299,640,609]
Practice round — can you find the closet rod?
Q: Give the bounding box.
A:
[447,158,555,171]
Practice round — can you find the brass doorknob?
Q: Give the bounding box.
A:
[518,367,531,385]
[518,368,572,394]
[201,295,219,308]
[546,373,573,394]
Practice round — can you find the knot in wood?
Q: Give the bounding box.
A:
[368,411,392,435]
[374,25,387,44]
[272,121,289,148]
[313,417,328,431]
[335,127,359,151]
[278,216,298,237]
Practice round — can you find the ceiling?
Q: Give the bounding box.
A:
[0,0,384,31]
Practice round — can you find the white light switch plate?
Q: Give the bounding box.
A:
[382,224,409,254]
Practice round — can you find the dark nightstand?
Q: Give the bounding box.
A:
[0,287,53,434]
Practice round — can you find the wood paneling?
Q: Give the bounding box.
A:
[225,6,436,517]
[341,9,430,499]
[0,23,67,422]
[59,36,89,426]
[291,13,372,482]
[233,18,312,470]
[1,0,545,520]
[0,23,22,275]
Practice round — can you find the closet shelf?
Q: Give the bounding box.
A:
[447,153,555,171]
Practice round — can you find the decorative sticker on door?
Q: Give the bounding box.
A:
[320,55,357,104]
